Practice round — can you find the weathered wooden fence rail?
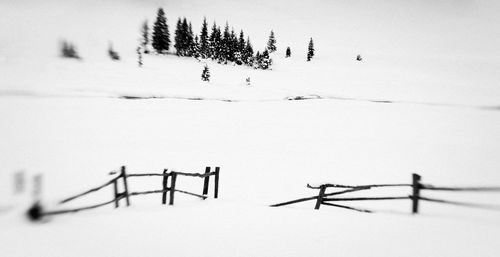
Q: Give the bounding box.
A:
[35,166,220,219]
[271,173,500,214]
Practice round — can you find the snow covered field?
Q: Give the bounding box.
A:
[1,0,500,256]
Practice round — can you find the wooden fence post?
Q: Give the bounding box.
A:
[121,166,130,206]
[113,179,119,208]
[214,167,220,198]
[412,173,421,214]
[202,167,211,195]
[169,172,177,205]
[162,169,169,205]
[315,185,326,210]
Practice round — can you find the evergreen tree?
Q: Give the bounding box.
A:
[214,26,222,61]
[234,30,245,65]
[243,37,254,65]
[201,65,210,82]
[307,38,314,61]
[192,35,200,59]
[238,30,246,55]
[259,49,272,69]
[140,20,150,53]
[152,8,170,53]
[208,22,218,59]
[285,46,291,58]
[221,22,231,63]
[181,18,189,55]
[174,18,183,55]
[199,17,209,58]
[229,28,238,62]
[267,30,277,53]
[186,22,195,56]
[253,51,261,68]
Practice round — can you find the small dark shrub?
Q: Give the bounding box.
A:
[60,40,80,59]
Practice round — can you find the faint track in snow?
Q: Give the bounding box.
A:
[1,89,498,112]
[118,93,500,112]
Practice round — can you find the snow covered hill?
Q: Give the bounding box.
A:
[1,1,500,257]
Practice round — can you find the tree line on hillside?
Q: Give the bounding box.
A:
[58,7,322,68]
[139,8,277,70]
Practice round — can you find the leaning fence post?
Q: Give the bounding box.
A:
[113,179,119,208]
[412,173,421,214]
[121,166,130,207]
[162,169,169,205]
[202,167,211,195]
[214,167,220,199]
[169,172,177,205]
[314,185,326,210]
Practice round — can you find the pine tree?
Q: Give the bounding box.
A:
[152,8,170,54]
[214,26,222,61]
[187,22,195,56]
[208,22,218,59]
[201,65,210,82]
[267,30,277,53]
[238,30,246,55]
[140,20,150,53]
[192,35,200,59]
[181,18,189,55]
[234,30,245,65]
[229,28,238,62]
[221,22,231,63]
[174,18,183,55]
[253,51,261,68]
[307,38,314,61]
[260,49,272,69]
[243,37,254,65]
[285,46,291,58]
[199,17,209,58]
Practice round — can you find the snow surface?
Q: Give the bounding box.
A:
[1,0,500,256]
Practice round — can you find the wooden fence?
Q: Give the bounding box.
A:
[271,173,500,214]
[37,166,220,218]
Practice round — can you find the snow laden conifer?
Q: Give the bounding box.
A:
[259,49,272,69]
[152,8,170,54]
[192,35,201,59]
[253,51,261,68]
[267,30,277,53]
[221,23,231,64]
[307,38,314,61]
[229,28,238,63]
[243,37,254,65]
[140,20,150,53]
[201,65,210,82]
[199,17,209,58]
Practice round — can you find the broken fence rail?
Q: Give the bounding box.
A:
[271,173,500,214]
[39,166,220,219]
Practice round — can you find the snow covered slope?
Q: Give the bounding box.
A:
[1,0,500,257]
